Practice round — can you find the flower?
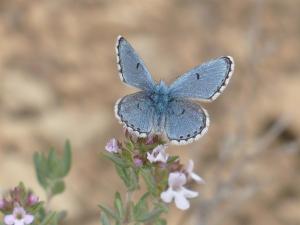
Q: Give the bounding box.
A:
[185,160,205,184]
[0,199,5,209]
[145,135,154,145]
[4,206,34,225]
[105,138,120,153]
[160,172,198,210]
[133,155,143,167]
[27,194,39,206]
[147,145,168,163]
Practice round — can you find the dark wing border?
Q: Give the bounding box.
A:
[115,35,127,83]
[168,106,210,145]
[209,56,235,101]
[114,97,149,138]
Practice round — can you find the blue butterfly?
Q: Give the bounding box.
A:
[114,36,234,145]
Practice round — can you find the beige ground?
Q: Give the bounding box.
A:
[0,0,299,225]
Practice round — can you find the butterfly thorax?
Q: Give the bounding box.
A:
[148,81,171,132]
[150,81,170,112]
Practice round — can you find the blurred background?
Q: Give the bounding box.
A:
[0,0,299,224]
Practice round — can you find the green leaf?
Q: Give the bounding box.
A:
[136,207,165,222]
[115,166,139,191]
[40,212,57,225]
[114,192,124,221]
[47,148,62,179]
[167,155,179,164]
[51,180,65,195]
[154,218,167,225]
[27,202,44,214]
[34,153,48,189]
[98,204,118,220]
[133,193,149,221]
[115,165,131,188]
[55,210,67,222]
[45,141,72,179]
[62,140,72,176]
[128,168,139,191]
[140,168,157,196]
[124,141,134,151]
[100,211,111,225]
[104,152,128,167]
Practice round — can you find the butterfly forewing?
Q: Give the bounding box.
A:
[115,91,156,137]
[116,36,155,90]
[169,56,234,101]
[164,99,209,145]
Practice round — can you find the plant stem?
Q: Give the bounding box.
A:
[123,190,133,224]
[45,190,53,213]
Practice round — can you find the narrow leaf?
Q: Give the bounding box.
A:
[154,218,167,225]
[33,153,48,189]
[62,140,72,176]
[40,212,57,225]
[98,204,118,220]
[104,152,128,167]
[137,207,165,222]
[51,180,65,195]
[133,193,149,220]
[114,192,124,221]
[100,211,111,225]
[140,168,157,196]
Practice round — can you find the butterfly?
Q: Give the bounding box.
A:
[114,36,234,145]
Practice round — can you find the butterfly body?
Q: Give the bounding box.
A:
[114,36,234,145]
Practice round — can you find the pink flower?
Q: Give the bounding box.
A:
[185,160,205,184]
[0,199,5,209]
[147,145,168,163]
[27,194,39,206]
[133,155,144,167]
[4,206,34,225]
[145,135,154,145]
[160,172,198,210]
[105,138,120,153]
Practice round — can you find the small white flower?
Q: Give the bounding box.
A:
[4,206,34,225]
[147,145,168,163]
[160,172,198,210]
[105,138,120,153]
[185,160,205,184]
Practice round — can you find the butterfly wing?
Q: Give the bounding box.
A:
[116,36,155,90]
[115,91,156,137]
[169,56,234,101]
[165,99,209,145]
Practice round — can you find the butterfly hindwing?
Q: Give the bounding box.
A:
[116,36,155,90]
[115,91,155,137]
[165,99,209,145]
[169,56,234,101]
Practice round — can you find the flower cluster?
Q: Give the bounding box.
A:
[104,133,205,211]
[0,184,41,225]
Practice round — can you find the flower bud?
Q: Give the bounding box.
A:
[27,194,39,205]
[105,138,121,153]
[0,198,5,209]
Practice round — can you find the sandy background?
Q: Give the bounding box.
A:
[0,0,299,224]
